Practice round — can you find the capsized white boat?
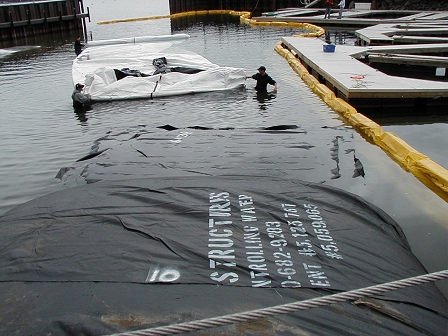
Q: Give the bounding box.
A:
[72,34,248,101]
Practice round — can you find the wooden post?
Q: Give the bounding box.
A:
[168,0,286,14]
[1,0,90,41]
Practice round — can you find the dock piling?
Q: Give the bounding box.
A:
[0,0,90,42]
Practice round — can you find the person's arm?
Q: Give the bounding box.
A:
[75,92,91,104]
[268,76,278,92]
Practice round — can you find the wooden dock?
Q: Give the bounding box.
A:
[248,6,448,115]
[256,8,448,28]
[281,37,448,115]
[0,0,90,41]
[355,23,448,45]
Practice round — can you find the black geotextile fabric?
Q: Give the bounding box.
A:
[0,176,447,335]
[56,125,366,187]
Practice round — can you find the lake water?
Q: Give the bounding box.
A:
[0,0,446,294]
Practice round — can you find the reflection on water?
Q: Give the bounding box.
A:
[345,149,366,178]
[347,149,366,178]
[74,111,89,123]
[330,137,366,180]
[353,156,365,178]
[254,90,277,111]
[330,136,341,179]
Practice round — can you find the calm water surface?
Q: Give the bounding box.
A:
[0,0,447,294]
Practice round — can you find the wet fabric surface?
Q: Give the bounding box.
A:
[1,173,447,335]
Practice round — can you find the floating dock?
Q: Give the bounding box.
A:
[280,37,448,116]
[256,8,448,28]
[247,6,448,116]
[355,23,448,45]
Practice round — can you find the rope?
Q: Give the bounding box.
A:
[107,270,448,336]
[150,75,163,99]
[250,0,261,17]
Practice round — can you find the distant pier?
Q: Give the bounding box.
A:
[0,0,90,41]
[253,7,448,29]
[168,0,298,15]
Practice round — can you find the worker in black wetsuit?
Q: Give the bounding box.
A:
[74,36,84,56]
[72,83,92,112]
[247,66,278,92]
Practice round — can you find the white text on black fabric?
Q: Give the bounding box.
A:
[303,204,343,260]
[281,203,332,287]
[265,220,302,288]
[239,194,271,287]
[208,192,238,284]
[303,263,330,287]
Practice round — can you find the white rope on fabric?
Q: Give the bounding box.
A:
[107,270,448,336]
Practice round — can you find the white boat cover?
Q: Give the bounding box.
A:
[72,34,248,101]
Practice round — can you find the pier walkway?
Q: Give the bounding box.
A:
[355,23,448,45]
[281,37,448,102]
[258,8,448,28]
[254,7,448,115]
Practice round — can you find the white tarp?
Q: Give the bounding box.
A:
[72,34,247,101]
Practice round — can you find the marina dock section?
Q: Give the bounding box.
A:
[281,36,447,116]
[255,7,448,116]
[355,23,448,45]
[257,8,448,28]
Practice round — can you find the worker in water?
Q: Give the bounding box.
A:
[72,83,92,112]
[74,36,84,56]
[246,66,278,93]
